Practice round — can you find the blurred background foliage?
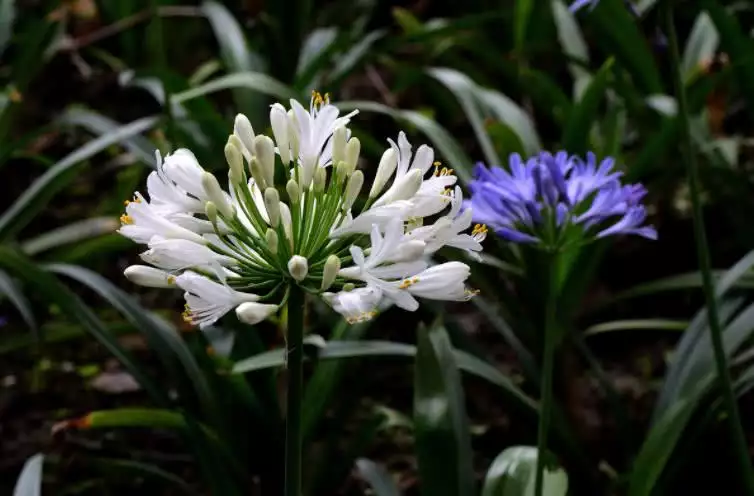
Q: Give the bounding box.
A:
[3,0,754,494]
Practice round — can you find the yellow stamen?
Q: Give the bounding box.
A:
[167,275,176,285]
[398,277,419,290]
[120,214,133,225]
[472,224,488,236]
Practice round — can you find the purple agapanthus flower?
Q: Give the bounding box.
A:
[465,151,657,248]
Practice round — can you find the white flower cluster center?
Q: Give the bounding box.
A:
[120,93,486,326]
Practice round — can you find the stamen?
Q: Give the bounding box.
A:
[464,288,481,299]
[398,277,420,290]
[120,214,133,225]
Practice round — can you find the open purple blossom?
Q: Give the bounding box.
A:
[464,151,657,248]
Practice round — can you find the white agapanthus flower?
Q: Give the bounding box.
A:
[119,92,486,327]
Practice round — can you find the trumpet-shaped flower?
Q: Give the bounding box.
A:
[465,151,656,249]
[119,93,483,326]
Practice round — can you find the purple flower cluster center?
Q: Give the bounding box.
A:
[465,151,657,246]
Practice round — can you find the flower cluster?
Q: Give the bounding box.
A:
[120,93,484,327]
[465,151,656,248]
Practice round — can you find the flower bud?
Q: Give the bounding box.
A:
[124,265,176,288]
[265,228,279,254]
[313,167,327,193]
[202,172,234,218]
[342,283,355,292]
[369,148,398,198]
[336,160,350,184]
[250,157,267,190]
[288,255,308,282]
[343,170,364,210]
[280,202,293,250]
[253,135,276,187]
[286,179,301,204]
[233,114,255,159]
[205,201,218,229]
[321,255,341,291]
[236,302,278,325]
[331,126,348,166]
[224,139,244,181]
[264,187,280,227]
[270,104,290,165]
[344,137,361,174]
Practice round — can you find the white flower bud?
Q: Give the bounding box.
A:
[313,167,326,193]
[343,170,364,210]
[224,139,244,182]
[321,255,341,291]
[233,114,255,159]
[253,135,276,188]
[288,255,308,282]
[264,188,280,227]
[331,126,348,166]
[336,160,350,184]
[265,228,279,254]
[205,201,218,229]
[270,104,290,165]
[369,148,398,198]
[202,172,233,218]
[236,302,278,325]
[124,265,176,288]
[286,179,301,204]
[280,202,293,250]
[250,157,267,190]
[344,137,361,174]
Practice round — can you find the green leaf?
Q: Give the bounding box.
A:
[514,0,535,53]
[21,217,119,256]
[551,0,590,85]
[57,108,156,166]
[0,0,15,58]
[201,1,266,118]
[172,72,299,106]
[0,116,158,241]
[295,27,338,88]
[329,30,386,86]
[584,0,663,94]
[338,101,474,181]
[681,12,719,83]
[0,269,36,332]
[414,324,474,496]
[481,446,568,496]
[13,453,43,496]
[0,248,168,406]
[47,264,222,427]
[355,458,400,496]
[584,319,688,337]
[426,67,500,166]
[628,396,697,496]
[561,58,614,155]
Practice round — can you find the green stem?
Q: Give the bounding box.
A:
[285,284,305,496]
[534,252,559,496]
[663,1,754,491]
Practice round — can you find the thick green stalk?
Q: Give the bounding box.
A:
[534,252,559,496]
[663,1,754,491]
[285,284,305,496]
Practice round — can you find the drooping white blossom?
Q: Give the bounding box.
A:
[119,91,485,326]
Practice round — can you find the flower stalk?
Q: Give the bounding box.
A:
[663,1,754,491]
[285,285,305,496]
